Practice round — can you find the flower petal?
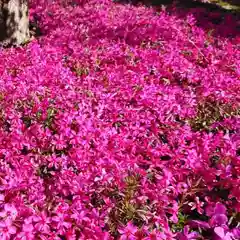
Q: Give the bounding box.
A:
[214,227,225,238]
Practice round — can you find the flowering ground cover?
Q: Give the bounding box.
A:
[0,0,240,239]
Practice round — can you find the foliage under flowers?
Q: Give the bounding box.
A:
[0,0,239,239]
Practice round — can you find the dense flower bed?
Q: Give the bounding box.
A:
[0,0,239,239]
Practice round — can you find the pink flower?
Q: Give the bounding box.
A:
[214,227,232,240]
[143,229,166,240]
[52,212,72,234]
[188,197,204,214]
[48,154,61,169]
[52,134,66,150]
[32,212,51,234]
[210,214,228,228]
[119,222,138,240]
[16,222,35,240]
[0,219,17,240]
[176,226,199,240]
[0,194,4,202]
[209,203,228,228]
[70,210,91,225]
[0,0,239,239]
[177,182,188,194]
[0,204,18,220]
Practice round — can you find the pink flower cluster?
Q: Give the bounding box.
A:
[0,0,239,239]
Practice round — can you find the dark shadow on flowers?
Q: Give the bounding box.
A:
[115,0,240,39]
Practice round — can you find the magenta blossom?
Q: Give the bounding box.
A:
[0,204,18,220]
[0,219,17,240]
[176,226,199,240]
[119,222,138,240]
[0,0,239,239]
[213,227,233,240]
[32,212,51,234]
